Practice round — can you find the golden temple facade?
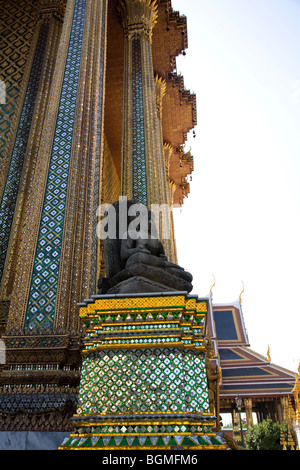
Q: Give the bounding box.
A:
[0,0,196,446]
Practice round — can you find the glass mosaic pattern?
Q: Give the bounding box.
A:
[131,35,147,206]
[25,0,86,330]
[77,348,210,415]
[0,22,49,281]
[60,431,226,449]
[59,295,227,450]
[0,0,36,161]
[90,0,107,295]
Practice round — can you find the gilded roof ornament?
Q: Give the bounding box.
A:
[210,274,215,300]
[239,280,244,304]
[292,373,300,407]
[266,345,271,362]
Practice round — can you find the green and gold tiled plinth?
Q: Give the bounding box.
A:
[59,293,226,450]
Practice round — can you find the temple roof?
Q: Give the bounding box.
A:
[219,345,295,398]
[104,0,196,205]
[206,298,296,399]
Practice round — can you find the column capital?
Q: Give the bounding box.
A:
[118,0,158,40]
[38,0,66,17]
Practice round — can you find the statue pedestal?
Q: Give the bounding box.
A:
[59,292,226,450]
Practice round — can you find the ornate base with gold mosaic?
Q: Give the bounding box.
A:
[59,293,226,450]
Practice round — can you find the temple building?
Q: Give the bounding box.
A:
[0,0,200,450]
[205,293,296,431]
[0,0,298,451]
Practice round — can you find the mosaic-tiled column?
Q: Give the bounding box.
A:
[119,0,176,260]
[59,293,227,450]
[155,77,177,263]
[6,0,108,334]
[244,398,253,427]
[0,0,38,204]
[0,0,84,431]
[55,0,108,328]
[6,0,86,332]
[0,6,64,301]
[0,20,49,282]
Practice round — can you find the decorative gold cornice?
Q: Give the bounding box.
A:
[118,0,158,40]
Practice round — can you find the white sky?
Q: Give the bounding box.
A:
[171,0,300,372]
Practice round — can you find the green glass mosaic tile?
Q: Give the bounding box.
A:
[76,348,210,415]
[0,22,49,281]
[25,0,86,330]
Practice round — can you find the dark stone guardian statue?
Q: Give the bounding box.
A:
[97,199,193,294]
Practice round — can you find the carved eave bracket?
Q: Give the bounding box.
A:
[154,74,166,118]
[167,146,194,207]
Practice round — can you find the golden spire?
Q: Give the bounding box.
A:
[292,372,300,414]
[210,274,215,299]
[288,396,296,421]
[239,281,244,304]
[266,345,271,362]
[292,372,300,392]
[218,365,223,386]
[282,397,289,421]
[280,428,287,450]
[287,428,295,450]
